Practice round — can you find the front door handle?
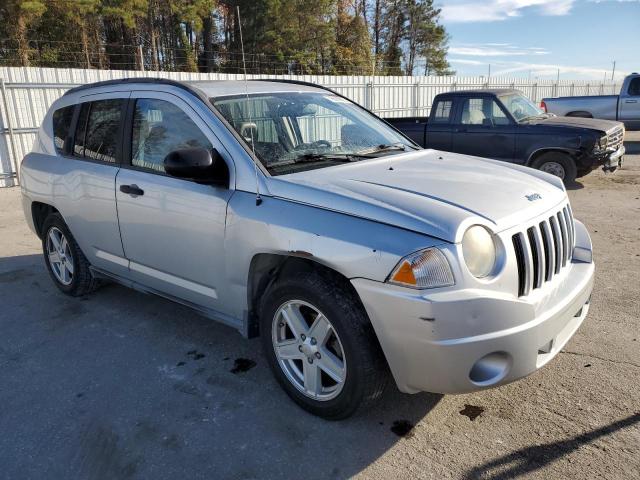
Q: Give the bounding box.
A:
[120,184,144,197]
[625,99,638,103]
[456,127,468,133]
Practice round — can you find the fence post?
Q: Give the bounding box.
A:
[365,82,372,111]
[0,78,19,186]
[413,82,420,116]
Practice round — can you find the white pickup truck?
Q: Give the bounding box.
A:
[542,73,640,131]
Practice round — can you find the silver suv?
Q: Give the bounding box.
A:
[20,79,595,419]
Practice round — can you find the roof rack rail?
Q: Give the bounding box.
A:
[63,77,195,97]
[249,78,337,94]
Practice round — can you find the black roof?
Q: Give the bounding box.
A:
[436,88,522,97]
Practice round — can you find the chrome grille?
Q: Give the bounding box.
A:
[512,205,575,297]
[607,126,624,151]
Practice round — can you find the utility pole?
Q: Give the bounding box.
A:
[611,60,616,80]
[487,64,491,80]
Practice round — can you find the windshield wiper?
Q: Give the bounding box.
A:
[292,152,356,164]
[353,143,411,157]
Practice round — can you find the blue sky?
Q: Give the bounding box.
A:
[436,0,639,79]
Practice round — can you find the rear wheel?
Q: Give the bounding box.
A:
[260,270,388,419]
[531,152,577,185]
[42,213,99,296]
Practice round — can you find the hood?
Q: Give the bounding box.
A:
[266,149,567,243]
[527,115,621,133]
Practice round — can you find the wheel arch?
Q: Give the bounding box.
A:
[246,253,365,339]
[565,111,593,118]
[527,147,576,167]
[31,201,60,239]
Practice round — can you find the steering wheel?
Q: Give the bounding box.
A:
[293,140,332,151]
[510,101,525,119]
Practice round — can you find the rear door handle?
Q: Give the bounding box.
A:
[456,127,468,133]
[120,184,144,196]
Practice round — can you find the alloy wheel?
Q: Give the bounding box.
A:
[46,227,74,286]
[272,300,347,401]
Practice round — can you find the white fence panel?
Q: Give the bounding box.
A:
[0,66,620,186]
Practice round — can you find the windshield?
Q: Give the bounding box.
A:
[500,93,544,122]
[211,92,415,175]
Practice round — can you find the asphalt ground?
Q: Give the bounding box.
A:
[1,132,639,479]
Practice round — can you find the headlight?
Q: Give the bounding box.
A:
[462,226,497,278]
[597,135,608,151]
[387,248,454,289]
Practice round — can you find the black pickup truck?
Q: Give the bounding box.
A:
[386,89,625,184]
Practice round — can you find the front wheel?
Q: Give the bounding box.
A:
[531,152,577,185]
[260,270,388,419]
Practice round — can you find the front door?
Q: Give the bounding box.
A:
[619,77,640,130]
[451,96,516,161]
[115,91,234,313]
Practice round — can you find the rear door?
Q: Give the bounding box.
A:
[619,77,640,130]
[425,97,454,151]
[115,91,234,314]
[451,95,516,160]
[57,93,130,277]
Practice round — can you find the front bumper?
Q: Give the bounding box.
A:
[594,144,625,172]
[352,222,595,395]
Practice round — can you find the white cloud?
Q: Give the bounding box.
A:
[440,0,575,23]
[449,44,549,56]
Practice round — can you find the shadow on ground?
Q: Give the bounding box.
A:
[0,254,441,479]
[463,413,640,480]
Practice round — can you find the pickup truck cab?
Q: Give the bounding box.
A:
[387,89,625,184]
[542,73,640,131]
[21,79,594,419]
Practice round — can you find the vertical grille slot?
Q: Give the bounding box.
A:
[563,206,574,260]
[527,227,542,289]
[557,212,569,267]
[512,233,527,297]
[540,221,554,282]
[549,216,562,274]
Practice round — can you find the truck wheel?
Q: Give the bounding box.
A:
[259,270,388,419]
[42,213,99,296]
[531,152,577,185]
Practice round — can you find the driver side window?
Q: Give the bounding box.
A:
[460,97,509,126]
[131,99,212,173]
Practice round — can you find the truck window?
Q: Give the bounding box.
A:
[431,100,453,123]
[131,98,213,173]
[628,78,640,96]
[73,100,124,163]
[52,105,75,154]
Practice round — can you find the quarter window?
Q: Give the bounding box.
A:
[431,100,453,123]
[72,99,124,163]
[52,105,75,154]
[131,99,213,173]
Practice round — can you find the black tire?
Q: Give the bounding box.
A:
[531,152,577,185]
[259,269,388,419]
[41,212,99,296]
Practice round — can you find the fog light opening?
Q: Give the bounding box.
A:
[469,351,512,386]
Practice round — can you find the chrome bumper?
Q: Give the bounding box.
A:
[352,221,594,395]
[602,144,625,172]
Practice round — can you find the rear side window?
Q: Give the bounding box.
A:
[73,99,124,163]
[52,105,75,154]
[431,100,453,123]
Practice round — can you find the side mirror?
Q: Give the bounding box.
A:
[164,147,224,184]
